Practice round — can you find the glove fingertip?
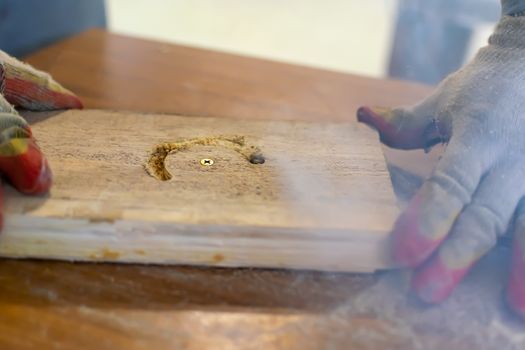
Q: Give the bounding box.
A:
[357,105,410,148]
[27,156,52,195]
[5,77,83,111]
[357,106,387,131]
[52,90,84,110]
[506,242,525,319]
[411,256,472,304]
[0,140,52,195]
[390,195,444,267]
[357,105,441,150]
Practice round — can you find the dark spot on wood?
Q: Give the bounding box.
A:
[89,217,116,224]
[249,153,265,164]
[213,253,225,263]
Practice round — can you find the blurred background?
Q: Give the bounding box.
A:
[0,0,502,85]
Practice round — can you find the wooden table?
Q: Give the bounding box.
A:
[0,30,438,349]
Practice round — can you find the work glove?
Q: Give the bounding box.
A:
[0,50,82,227]
[357,3,525,317]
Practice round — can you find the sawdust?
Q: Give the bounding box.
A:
[347,246,525,349]
[145,135,265,181]
[262,246,525,349]
[282,165,525,349]
[262,160,525,348]
[309,160,525,349]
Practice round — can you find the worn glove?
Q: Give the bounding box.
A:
[357,1,525,317]
[0,50,82,227]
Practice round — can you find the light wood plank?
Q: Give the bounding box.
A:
[0,110,398,272]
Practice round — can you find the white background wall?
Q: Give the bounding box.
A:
[106,0,495,79]
[106,0,398,78]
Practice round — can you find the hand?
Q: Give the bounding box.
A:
[357,13,525,317]
[0,50,82,227]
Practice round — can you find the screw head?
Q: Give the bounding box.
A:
[200,158,214,166]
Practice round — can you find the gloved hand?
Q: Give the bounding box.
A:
[0,50,82,227]
[357,2,525,317]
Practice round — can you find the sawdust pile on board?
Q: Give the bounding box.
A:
[145,135,264,181]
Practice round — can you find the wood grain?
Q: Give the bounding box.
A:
[0,30,463,350]
[1,110,397,272]
[25,29,433,122]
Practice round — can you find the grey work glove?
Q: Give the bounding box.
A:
[357,1,525,318]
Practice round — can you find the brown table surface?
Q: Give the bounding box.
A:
[0,29,446,349]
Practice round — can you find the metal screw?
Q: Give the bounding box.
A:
[200,158,214,166]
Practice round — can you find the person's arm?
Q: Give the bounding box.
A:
[358,0,525,318]
[0,50,81,225]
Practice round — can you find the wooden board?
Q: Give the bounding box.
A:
[0,110,398,272]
